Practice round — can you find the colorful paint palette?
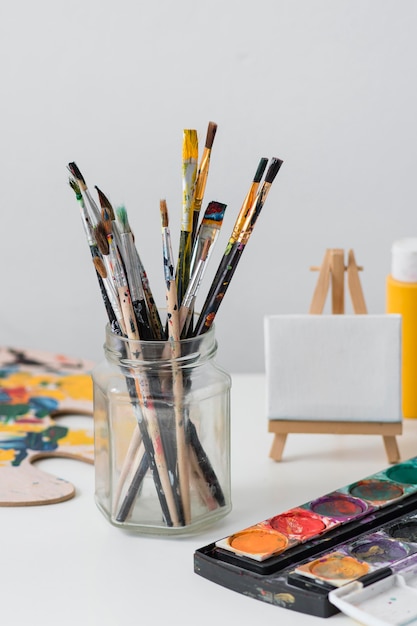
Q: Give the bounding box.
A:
[194,457,417,618]
[0,346,94,506]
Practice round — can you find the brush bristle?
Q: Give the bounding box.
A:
[95,223,110,255]
[201,238,211,261]
[205,121,217,149]
[69,178,82,199]
[68,162,85,184]
[93,256,107,278]
[160,199,169,228]
[264,158,284,184]
[95,186,115,220]
[254,158,268,183]
[101,208,113,235]
[202,201,227,222]
[183,129,198,161]
[115,205,130,233]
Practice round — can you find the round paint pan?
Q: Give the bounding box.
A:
[306,552,370,585]
[349,479,404,504]
[228,528,288,557]
[388,519,417,544]
[268,509,327,540]
[309,493,368,520]
[349,537,409,565]
[385,463,417,485]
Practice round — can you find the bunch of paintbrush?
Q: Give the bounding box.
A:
[67,160,225,526]
[67,125,283,527]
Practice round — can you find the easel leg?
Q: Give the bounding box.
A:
[330,249,345,314]
[269,433,287,462]
[383,436,401,464]
[347,249,367,314]
[309,250,331,314]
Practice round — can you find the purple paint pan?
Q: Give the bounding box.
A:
[309,493,368,521]
[348,535,410,565]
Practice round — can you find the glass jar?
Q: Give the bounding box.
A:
[92,323,232,535]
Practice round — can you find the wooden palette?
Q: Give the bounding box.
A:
[0,346,94,506]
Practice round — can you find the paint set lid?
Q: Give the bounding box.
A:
[329,555,417,626]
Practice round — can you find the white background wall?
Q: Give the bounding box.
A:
[0,0,416,373]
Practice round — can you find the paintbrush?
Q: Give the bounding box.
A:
[160,199,180,338]
[91,234,124,333]
[237,157,284,245]
[68,177,96,244]
[101,207,141,341]
[95,185,115,221]
[191,121,217,245]
[189,200,227,281]
[94,185,115,220]
[176,129,198,305]
[193,157,283,336]
[115,441,149,522]
[91,255,126,336]
[68,178,125,335]
[68,162,101,225]
[188,444,219,512]
[160,198,190,524]
[229,157,269,242]
[95,221,129,336]
[179,238,211,336]
[116,205,153,340]
[187,419,226,506]
[94,185,124,254]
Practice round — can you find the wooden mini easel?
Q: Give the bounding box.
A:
[268,248,402,464]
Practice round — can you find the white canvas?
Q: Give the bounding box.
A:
[264,315,402,423]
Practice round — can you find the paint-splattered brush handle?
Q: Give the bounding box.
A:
[193,242,242,336]
[115,445,149,522]
[187,419,225,507]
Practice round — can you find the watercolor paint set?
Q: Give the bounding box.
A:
[194,457,417,622]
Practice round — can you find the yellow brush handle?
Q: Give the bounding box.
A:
[386,275,417,418]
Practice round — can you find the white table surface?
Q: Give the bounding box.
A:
[2,373,416,626]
